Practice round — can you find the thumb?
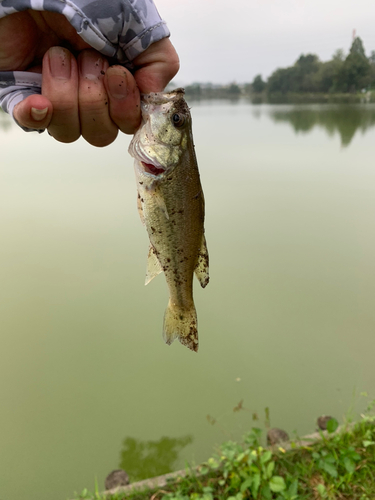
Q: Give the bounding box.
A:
[132,38,180,93]
[13,94,53,131]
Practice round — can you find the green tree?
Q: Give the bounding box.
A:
[227,82,241,95]
[258,37,375,95]
[350,37,366,56]
[267,66,300,93]
[251,74,266,93]
[295,54,321,92]
[314,55,344,93]
[184,83,202,96]
[368,51,375,89]
[267,54,321,93]
[338,37,371,92]
[296,54,320,72]
[332,48,345,62]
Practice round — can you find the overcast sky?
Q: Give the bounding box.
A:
[154,0,375,85]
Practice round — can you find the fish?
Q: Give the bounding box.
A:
[128,88,209,352]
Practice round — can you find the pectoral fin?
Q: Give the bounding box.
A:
[194,234,209,288]
[153,188,169,220]
[145,245,163,285]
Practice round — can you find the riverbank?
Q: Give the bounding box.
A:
[183,87,375,105]
[73,407,375,500]
[251,91,375,105]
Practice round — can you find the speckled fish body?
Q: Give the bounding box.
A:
[128,89,209,352]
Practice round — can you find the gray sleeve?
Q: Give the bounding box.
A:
[0,0,170,130]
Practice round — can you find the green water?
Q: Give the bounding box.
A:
[1,102,375,500]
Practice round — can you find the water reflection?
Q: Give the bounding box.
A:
[119,435,193,481]
[268,105,375,146]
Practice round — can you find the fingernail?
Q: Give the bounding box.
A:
[79,52,106,81]
[31,107,48,121]
[107,73,128,100]
[49,47,71,79]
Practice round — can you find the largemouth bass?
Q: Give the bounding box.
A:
[128,88,209,352]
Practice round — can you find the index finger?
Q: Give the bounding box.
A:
[104,38,179,136]
[104,65,141,135]
[132,38,180,93]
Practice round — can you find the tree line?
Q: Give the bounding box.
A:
[184,37,375,98]
[252,37,375,94]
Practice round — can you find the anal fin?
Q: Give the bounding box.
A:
[194,234,209,288]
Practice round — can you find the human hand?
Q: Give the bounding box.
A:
[0,10,179,146]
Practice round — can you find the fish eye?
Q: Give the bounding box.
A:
[171,113,185,128]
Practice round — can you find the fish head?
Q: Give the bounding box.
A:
[129,88,192,179]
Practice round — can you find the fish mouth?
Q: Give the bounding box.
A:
[130,139,166,177]
[141,162,165,176]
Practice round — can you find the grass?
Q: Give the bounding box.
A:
[73,399,375,500]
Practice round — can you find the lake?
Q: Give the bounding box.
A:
[1,101,375,500]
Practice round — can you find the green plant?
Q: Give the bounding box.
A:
[72,398,375,500]
[198,428,297,500]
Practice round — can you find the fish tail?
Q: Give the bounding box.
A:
[163,300,199,352]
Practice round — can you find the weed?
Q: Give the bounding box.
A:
[72,399,375,500]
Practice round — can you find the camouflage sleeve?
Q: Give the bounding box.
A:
[0,0,170,129]
[0,72,43,131]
